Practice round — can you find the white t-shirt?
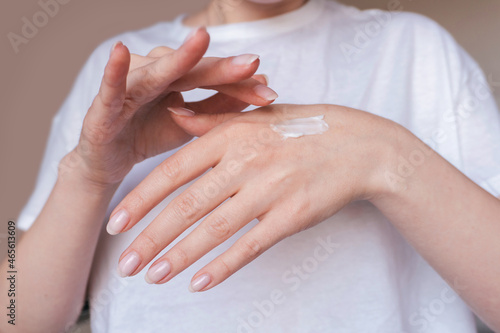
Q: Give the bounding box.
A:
[18,0,500,332]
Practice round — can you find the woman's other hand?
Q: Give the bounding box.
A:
[60,27,278,189]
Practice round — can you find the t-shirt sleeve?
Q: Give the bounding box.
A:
[17,46,108,231]
[405,13,500,198]
[442,35,500,197]
[455,62,500,197]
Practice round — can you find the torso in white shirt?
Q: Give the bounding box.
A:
[18,1,500,332]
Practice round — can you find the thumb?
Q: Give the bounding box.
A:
[167,107,243,137]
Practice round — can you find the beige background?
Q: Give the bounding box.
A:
[0,1,498,331]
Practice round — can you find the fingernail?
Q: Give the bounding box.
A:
[189,274,211,293]
[106,209,130,235]
[168,106,195,117]
[262,74,270,85]
[184,26,205,44]
[118,251,141,277]
[145,261,171,284]
[254,84,279,101]
[232,54,260,66]
[110,41,122,57]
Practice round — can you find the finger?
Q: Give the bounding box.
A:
[106,128,226,236]
[124,27,210,111]
[169,53,275,107]
[83,42,131,143]
[116,164,242,278]
[129,54,155,71]
[131,51,274,110]
[207,77,278,107]
[127,46,177,72]
[135,92,194,155]
[145,188,262,284]
[147,46,174,58]
[186,92,250,115]
[169,101,282,137]
[168,54,260,91]
[252,74,270,86]
[168,106,244,137]
[185,74,272,113]
[188,209,288,292]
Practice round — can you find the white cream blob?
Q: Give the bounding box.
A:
[270,115,329,139]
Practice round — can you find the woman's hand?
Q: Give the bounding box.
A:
[60,27,278,188]
[108,104,398,291]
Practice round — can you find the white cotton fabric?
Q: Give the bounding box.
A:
[17,0,500,332]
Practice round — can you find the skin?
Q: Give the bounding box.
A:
[114,0,500,330]
[0,28,276,332]
[114,105,500,330]
[1,0,499,332]
[184,0,307,26]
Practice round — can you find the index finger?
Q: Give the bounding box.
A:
[124,27,210,110]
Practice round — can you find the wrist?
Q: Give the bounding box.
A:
[368,121,435,202]
[58,150,120,196]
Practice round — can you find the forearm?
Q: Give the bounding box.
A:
[371,126,500,330]
[0,156,117,332]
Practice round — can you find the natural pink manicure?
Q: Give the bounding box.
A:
[168,107,195,117]
[109,41,122,57]
[232,54,260,66]
[184,26,205,44]
[189,274,211,292]
[145,261,171,284]
[254,84,279,101]
[262,74,270,85]
[118,251,141,277]
[106,210,130,235]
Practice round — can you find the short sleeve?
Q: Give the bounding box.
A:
[408,15,500,198]
[450,48,500,197]
[17,45,108,231]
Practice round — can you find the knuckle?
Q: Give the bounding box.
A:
[160,155,184,181]
[205,214,232,240]
[169,247,190,267]
[213,112,229,126]
[123,93,143,110]
[140,232,161,253]
[216,257,232,277]
[172,191,200,221]
[82,122,107,144]
[139,66,164,91]
[148,46,172,57]
[97,90,124,110]
[125,190,146,213]
[122,97,140,115]
[238,237,263,260]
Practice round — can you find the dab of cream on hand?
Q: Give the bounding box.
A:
[270,115,329,139]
